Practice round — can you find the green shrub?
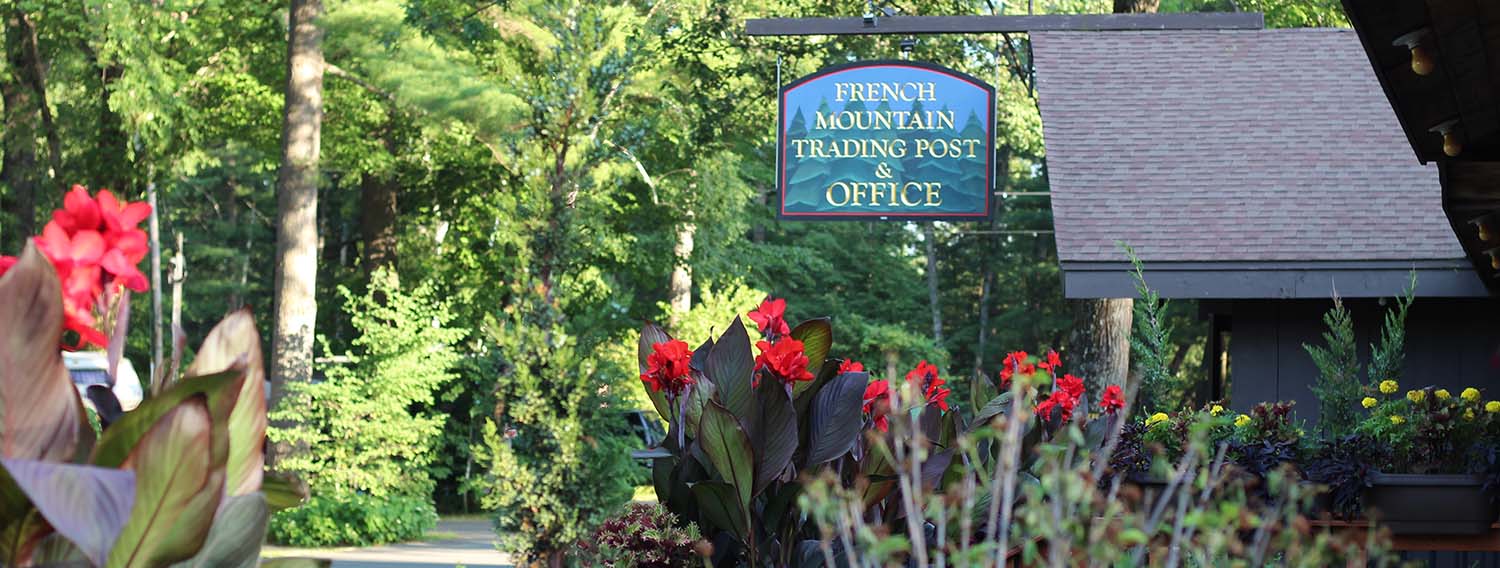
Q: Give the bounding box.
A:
[473,289,639,565]
[268,268,462,548]
[268,492,438,547]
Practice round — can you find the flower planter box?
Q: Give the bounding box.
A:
[1362,473,1499,535]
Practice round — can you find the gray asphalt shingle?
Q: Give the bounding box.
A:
[1032,29,1465,263]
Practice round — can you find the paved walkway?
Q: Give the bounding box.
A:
[263,519,513,568]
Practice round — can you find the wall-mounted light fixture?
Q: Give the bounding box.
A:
[1473,216,1496,243]
[1490,249,1500,270]
[1393,28,1437,76]
[1429,118,1463,157]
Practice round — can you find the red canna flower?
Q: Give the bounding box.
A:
[747,297,791,337]
[1100,385,1126,414]
[755,338,814,387]
[999,366,1013,389]
[839,359,865,374]
[863,379,891,432]
[1056,374,1085,400]
[1038,350,1062,374]
[0,256,16,277]
[26,185,152,349]
[1036,388,1077,422]
[905,360,950,412]
[640,339,695,398]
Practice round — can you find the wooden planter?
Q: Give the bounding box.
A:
[1362,473,1500,535]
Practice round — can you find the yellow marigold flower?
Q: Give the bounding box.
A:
[1463,388,1481,403]
[1146,412,1169,427]
[1379,380,1398,395]
[1361,397,1377,409]
[1210,404,1225,416]
[1234,414,1251,428]
[1407,390,1425,404]
[1436,389,1451,401]
[1487,401,1500,413]
[1465,409,1476,421]
[1390,415,1405,425]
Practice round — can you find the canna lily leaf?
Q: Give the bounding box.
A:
[183,309,267,497]
[788,318,832,398]
[167,492,268,568]
[968,393,1015,432]
[0,458,135,568]
[789,318,831,366]
[91,369,244,470]
[637,323,672,421]
[793,359,840,419]
[262,471,309,513]
[705,318,754,420]
[0,243,86,463]
[748,378,797,497]
[30,532,89,567]
[804,372,868,467]
[107,396,226,568]
[689,481,747,540]
[697,401,754,512]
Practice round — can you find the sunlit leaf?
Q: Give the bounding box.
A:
[183,309,267,496]
[0,243,86,462]
[107,396,226,568]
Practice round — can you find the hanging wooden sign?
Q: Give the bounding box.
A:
[777,60,995,221]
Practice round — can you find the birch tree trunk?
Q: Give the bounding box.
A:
[667,220,694,327]
[269,0,325,465]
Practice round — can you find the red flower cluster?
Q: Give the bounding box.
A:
[838,359,864,374]
[0,186,151,348]
[641,339,695,398]
[905,360,950,411]
[755,338,814,387]
[1037,350,1062,373]
[999,350,1037,387]
[1100,385,1126,414]
[1036,373,1087,422]
[747,297,790,337]
[863,379,891,432]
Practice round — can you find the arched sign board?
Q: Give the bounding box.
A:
[778,61,995,221]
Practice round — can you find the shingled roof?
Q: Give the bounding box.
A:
[1032,29,1485,299]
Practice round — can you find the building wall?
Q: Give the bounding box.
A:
[1226,298,1500,423]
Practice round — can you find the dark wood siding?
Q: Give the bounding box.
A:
[1225,298,1500,423]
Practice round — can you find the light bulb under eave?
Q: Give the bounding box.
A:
[1443,130,1464,157]
[1480,222,1494,243]
[1491,251,1500,270]
[1411,44,1437,76]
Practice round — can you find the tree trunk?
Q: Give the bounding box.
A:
[1069,298,1133,396]
[2,12,38,248]
[667,220,694,327]
[269,0,325,465]
[922,222,943,347]
[975,269,994,375]
[359,171,398,275]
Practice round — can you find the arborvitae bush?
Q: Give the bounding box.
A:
[1305,294,1361,439]
[475,289,639,565]
[269,268,463,544]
